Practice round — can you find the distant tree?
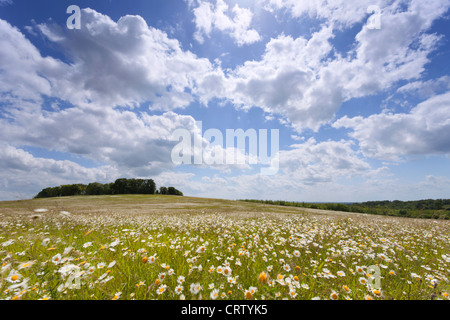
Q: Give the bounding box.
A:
[112,178,128,194]
[86,182,105,195]
[34,178,181,199]
[103,183,114,195]
[159,186,168,195]
[59,184,86,197]
[167,187,183,196]
[139,179,156,194]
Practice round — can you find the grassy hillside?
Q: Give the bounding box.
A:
[1,194,449,301]
[0,194,358,217]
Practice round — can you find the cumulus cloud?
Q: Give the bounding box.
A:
[173,137,384,201]
[0,143,119,200]
[191,0,261,46]
[0,2,448,201]
[0,19,60,104]
[261,0,379,28]
[30,9,214,110]
[333,91,450,160]
[211,0,450,133]
[396,75,450,99]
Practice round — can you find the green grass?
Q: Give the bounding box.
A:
[1,195,449,300]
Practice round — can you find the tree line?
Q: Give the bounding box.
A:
[34,178,183,198]
[240,199,450,220]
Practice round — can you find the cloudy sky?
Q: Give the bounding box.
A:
[0,0,449,202]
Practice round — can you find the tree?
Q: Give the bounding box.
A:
[86,182,105,195]
[139,179,156,194]
[167,187,183,196]
[112,178,128,194]
[159,186,168,195]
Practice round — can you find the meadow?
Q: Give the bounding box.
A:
[0,195,449,300]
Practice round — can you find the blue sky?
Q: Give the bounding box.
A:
[0,0,449,201]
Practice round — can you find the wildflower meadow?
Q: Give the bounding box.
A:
[1,195,449,300]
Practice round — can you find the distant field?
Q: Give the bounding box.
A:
[1,195,449,300]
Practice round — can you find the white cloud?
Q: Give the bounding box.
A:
[261,0,379,28]
[204,0,450,133]
[30,9,215,110]
[333,91,450,160]
[192,0,261,46]
[172,137,381,200]
[0,19,60,103]
[0,143,119,200]
[397,75,450,98]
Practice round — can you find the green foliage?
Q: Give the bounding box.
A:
[34,178,180,199]
[159,186,182,196]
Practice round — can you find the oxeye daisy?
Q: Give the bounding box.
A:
[83,242,92,248]
[223,266,232,277]
[156,284,167,295]
[244,290,253,300]
[356,266,365,274]
[18,261,35,270]
[7,270,22,283]
[190,283,201,294]
[158,272,166,281]
[210,289,219,300]
[177,275,185,284]
[372,289,382,297]
[330,291,339,300]
[359,277,367,285]
[289,288,298,298]
[283,264,291,272]
[174,285,183,295]
[112,292,122,300]
[52,254,62,265]
[196,245,206,254]
[337,271,346,277]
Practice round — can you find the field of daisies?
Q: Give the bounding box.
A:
[1,199,449,300]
